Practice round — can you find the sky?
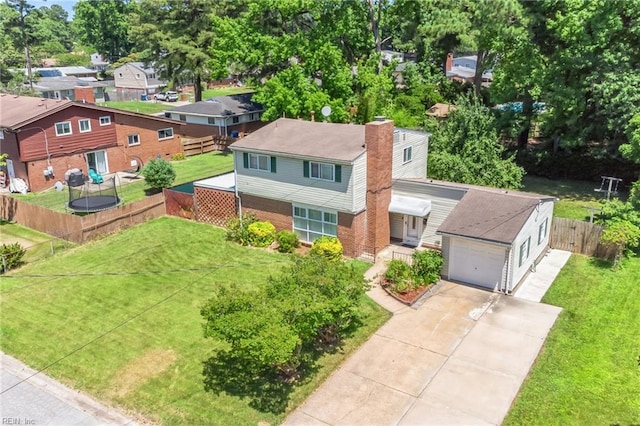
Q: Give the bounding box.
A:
[29,0,78,18]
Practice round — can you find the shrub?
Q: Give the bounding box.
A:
[384,259,413,293]
[247,221,276,247]
[412,249,444,285]
[225,213,258,245]
[171,152,186,161]
[276,230,301,253]
[0,243,26,273]
[310,236,343,261]
[141,158,176,189]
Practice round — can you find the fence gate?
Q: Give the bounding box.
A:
[550,217,614,259]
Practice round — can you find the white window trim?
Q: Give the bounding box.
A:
[292,204,338,243]
[128,134,140,146]
[55,121,72,136]
[538,218,549,245]
[248,153,270,171]
[78,119,91,133]
[403,146,413,164]
[99,116,111,126]
[158,128,174,140]
[310,161,335,181]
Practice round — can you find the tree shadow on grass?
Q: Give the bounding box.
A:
[202,350,319,414]
[588,257,614,269]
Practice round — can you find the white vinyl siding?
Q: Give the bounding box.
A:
[293,205,338,242]
[518,237,531,266]
[390,213,404,240]
[79,119,91,133]
[55,121,72,136]
[392,130,429,179]
[235,151,365,213]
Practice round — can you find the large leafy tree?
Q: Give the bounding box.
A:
[73,0,133,62]
[428,96,524,188]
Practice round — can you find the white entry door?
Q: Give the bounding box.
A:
[403,215,423,246]
[86,150,108,174]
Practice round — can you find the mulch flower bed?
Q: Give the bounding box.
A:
[380,278,434,306]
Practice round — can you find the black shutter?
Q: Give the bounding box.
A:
[243,152,249,168]
[303,160,309,177]
[270,156,277,173]
[335,165,342,182]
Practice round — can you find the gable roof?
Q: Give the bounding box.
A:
[437,188,554,245]
[168,93,263,117]
[0,94,181,129]
[230,118,367,162]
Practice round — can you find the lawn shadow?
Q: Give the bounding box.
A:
[588,257,614,269]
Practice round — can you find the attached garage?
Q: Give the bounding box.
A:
[448,238,507,290]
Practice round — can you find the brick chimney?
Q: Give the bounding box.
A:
[365,117,394,255]
[445,53,453,72]
[74,86,95,104]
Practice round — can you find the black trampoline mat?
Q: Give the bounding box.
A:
[68,196,121,213]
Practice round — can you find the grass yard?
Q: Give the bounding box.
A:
[505,255,640,425]
[0,221,74,264]
[521,175,610,220]
[0,217,390,425]
[12,152,233,212]
[201,87,254,99]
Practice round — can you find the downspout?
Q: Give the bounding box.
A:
[503,245,512,294]
[233,150,242,219]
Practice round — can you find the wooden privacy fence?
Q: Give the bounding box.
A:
[550,217,616,259]
[182,136,235,157]
[0,194,165,243]
[164,188,195,220]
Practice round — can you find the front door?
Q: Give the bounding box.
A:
[86,150,108,174]
[403,215,423,246]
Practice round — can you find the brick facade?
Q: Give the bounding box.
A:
[241,194,291,232]
[365,119,394,254]
[115,115,183,165]
[180,120,268,139]
[194,187,237,226]
[338,210,367,258]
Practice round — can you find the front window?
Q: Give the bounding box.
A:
[403,146,413,163]
[310,162,334,181]
[249,153,270,171]
[208,117,215,125]
[232,116,240,124]
[293,205,338,243]
[55,121,72,136]
[519,237,531,267]
[128,134,140,146]
[99,116,111,126]
[158,128,174,140]
[79,119,91,133]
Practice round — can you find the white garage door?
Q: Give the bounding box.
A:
[449,239,506,290]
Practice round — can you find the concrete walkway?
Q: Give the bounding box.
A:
[513,249,572,302]
[0,352,135,425]
[284,247,569,426]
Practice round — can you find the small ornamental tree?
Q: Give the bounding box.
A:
[600,220,640,266]
[0,242,26,273]
[141,158,176,190]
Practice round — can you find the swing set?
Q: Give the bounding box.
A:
[594,176,622,200]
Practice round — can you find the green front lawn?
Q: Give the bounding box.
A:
[100,101,169,115]
[521,175,607,220]
[13,152,233,212]
[0,221,74,263]
[505,255,640,425]
[0,217,389,425]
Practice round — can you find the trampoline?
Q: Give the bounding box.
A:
[66,175,123,214]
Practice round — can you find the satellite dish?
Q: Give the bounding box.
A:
[54,181,63,192]
[321,105,332,118]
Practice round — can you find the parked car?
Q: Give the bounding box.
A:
[154,91,179,102]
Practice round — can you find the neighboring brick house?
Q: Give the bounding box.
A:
[164,93,267,138]
[194,117,429,257]
[0,94,183,192]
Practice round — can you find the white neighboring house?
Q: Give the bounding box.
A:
[113,62,166,97]
[445,54,493,85]
[90,53,110,72]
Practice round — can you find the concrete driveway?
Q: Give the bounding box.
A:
[284,282,561,425]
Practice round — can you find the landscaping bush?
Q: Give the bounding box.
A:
[225,213,258,246]
[384,259,413,293]
[247,221,276,247]
[0,242,26,273]
[310,236,343,261]
[171,152,186,161]
[141,158,176,190]
[412,249,444,285]
[276,230,301,253]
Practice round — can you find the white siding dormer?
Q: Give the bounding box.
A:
[392,129,429,179]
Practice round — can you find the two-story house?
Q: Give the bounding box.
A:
[192,117,555,294]
[164,94,267,138]
[113,62,166,99]
[0,94,184,192]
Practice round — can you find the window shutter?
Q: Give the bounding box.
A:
[243,152,249,168]
[335,165,342,182]
[270,156,277,173]
[303,160,309,177]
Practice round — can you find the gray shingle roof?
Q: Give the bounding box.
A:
[437,188,551,244]
[230,118,366,162]
[168,94,263,117]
